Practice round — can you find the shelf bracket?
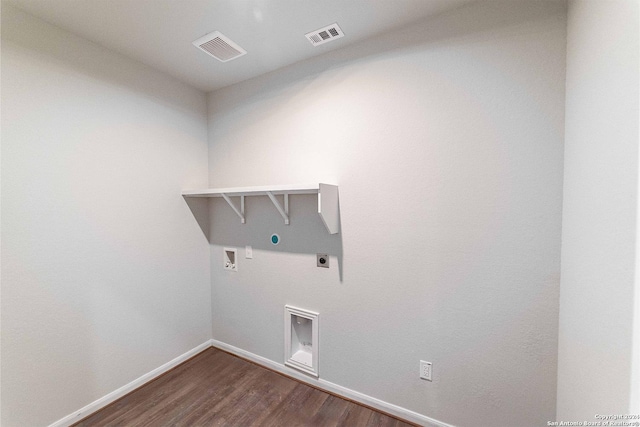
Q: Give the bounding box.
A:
[221,194,245,224]
[318,184,339,234]
[267,192,289,225]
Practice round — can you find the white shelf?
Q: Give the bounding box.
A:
[182,183,321,198]
[182,183,339,234]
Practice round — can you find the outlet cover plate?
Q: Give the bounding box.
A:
[420,360,432,381]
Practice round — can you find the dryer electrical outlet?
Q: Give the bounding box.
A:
[317,254,329,268]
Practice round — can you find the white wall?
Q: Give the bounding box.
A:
[1,5,210,426]
[207,2,567,426]
[557,0,640,419]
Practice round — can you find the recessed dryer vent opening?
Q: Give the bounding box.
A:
[284,305,319,377]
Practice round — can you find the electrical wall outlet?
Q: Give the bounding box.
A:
[420,360,432,381]
[317,254,329,268]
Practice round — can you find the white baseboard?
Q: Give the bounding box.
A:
[210,339,455,427]
[49,339,454,427]
[48,340,213,427]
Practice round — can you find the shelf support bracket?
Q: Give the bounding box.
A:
[222,194,245,224]
[267,192,289,225]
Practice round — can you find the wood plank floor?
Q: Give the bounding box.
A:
[74,347,416,427]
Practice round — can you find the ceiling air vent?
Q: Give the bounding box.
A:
[192,31,246,62]
[305,23,344,47]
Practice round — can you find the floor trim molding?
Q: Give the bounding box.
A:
[50,339,455,427]
[48,340,212,427]
[210,339,455,427]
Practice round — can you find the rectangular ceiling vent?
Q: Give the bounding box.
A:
[305,23,344,47]
[192,31,246,62]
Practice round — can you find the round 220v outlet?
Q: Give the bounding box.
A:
[317,254,329,268]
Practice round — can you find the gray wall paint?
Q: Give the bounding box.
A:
[557,0,639,418]
[11,1,638,425]
[207,2,567,426]
[1,6,210,426]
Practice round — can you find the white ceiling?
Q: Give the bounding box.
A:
[4,0,470,92]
